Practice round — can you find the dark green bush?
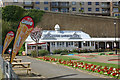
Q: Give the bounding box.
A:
[60,52,69,55]
[62,49,68,53]
[107,53,114,55]
[38,49,49,56]
[2,5,25,22]
[98,53,105,55]
[53,49,62,54]
[31,50,37,57]
[72,49,79,53]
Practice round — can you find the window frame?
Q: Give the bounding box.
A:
[88,2,92,5]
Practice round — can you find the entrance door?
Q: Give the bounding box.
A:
[78,42,81,48]
[47,42,50,52]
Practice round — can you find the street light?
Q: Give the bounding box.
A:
[114,21,117,55]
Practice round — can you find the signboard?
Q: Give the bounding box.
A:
[2,31,14,56]
[44,34,80,38]
[11,16,34,63]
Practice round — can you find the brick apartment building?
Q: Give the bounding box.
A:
[2,0,120,17]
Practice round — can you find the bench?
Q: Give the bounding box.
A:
[13,68,32,74]
[12,62,31,74]
[7,59,22,62]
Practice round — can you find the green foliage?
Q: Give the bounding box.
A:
[2,5,25,22]
[72,49,79,53]
[18,43,25,56]
[107,53,114,55]
[38,49,49,56]
[2,5,44,48]
[31,50,37,57]
[53,49,62,54]
[24,9,45,26]
[62,49,68,53]
[60,52,69,55]
[98,53,105,55]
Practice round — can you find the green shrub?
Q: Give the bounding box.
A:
[72,49,79,53]
[2,5,25,22]
[62,49,68,53]
[38,49,49,56]
[98,53,105,55]
[53,49,62,54]
[60,52,69,55]
[31,50,37,57]
[107,53,114,55]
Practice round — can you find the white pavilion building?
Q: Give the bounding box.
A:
[25,24,120,54]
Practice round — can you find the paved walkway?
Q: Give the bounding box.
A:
[16,56,109,79]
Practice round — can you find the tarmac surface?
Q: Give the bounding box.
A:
[16,56,113,79]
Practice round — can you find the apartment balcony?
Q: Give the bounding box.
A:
[101,4,110,8]
[113,4,119,7]
[102,11,110,14]
[51,4,70,8]
[23,2,34,7]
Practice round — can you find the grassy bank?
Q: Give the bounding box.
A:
[46,55,78,61]
[47,55,119,68]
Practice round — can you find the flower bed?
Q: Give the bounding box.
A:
[37,56,120,79]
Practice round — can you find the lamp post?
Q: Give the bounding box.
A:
[114,21,117,55]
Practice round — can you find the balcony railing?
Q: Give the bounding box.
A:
[101,4,110,8]
[102,11,110,13]
[23,2,34,6]
[51,4,70,7]
[113,2,119,7]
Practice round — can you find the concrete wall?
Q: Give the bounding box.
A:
[37,12,120,38]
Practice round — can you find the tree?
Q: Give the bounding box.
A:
[2,5,25,22]
[79,2,84,13]
[2,5,44,48]
[30,27,42,57]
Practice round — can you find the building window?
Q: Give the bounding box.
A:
[87,41,90,46]
[72,2,76,5]
[66,42,73,47]
[88,2,92,5]
[24,2,32,5]
[83,41,90,46]
[52,8,58,12]
[32,46,36,49]
[91,42,94,46]
[24,7,32,9]
[113,8,119,12]
[88,8,92,11]
[74,42,78,47]
[81,8,84,10]
[61,8,68,12]
[27,46,31,49]
[114,14,118,16]
[57,42,64,47]
[81,2,84,5]
[35,7,40,10]
[72,7,76,11]
[44,7,48,10]
[51,2,58,6]
[13,0,18,2]
[51,42,55,47]
[44,1,48,4]
[38,46,41,49]
[95,2,99,5]
[35,1,40,4]
[96,8,99,11]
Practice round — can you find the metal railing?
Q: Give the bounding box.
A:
[0,55,19,79]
